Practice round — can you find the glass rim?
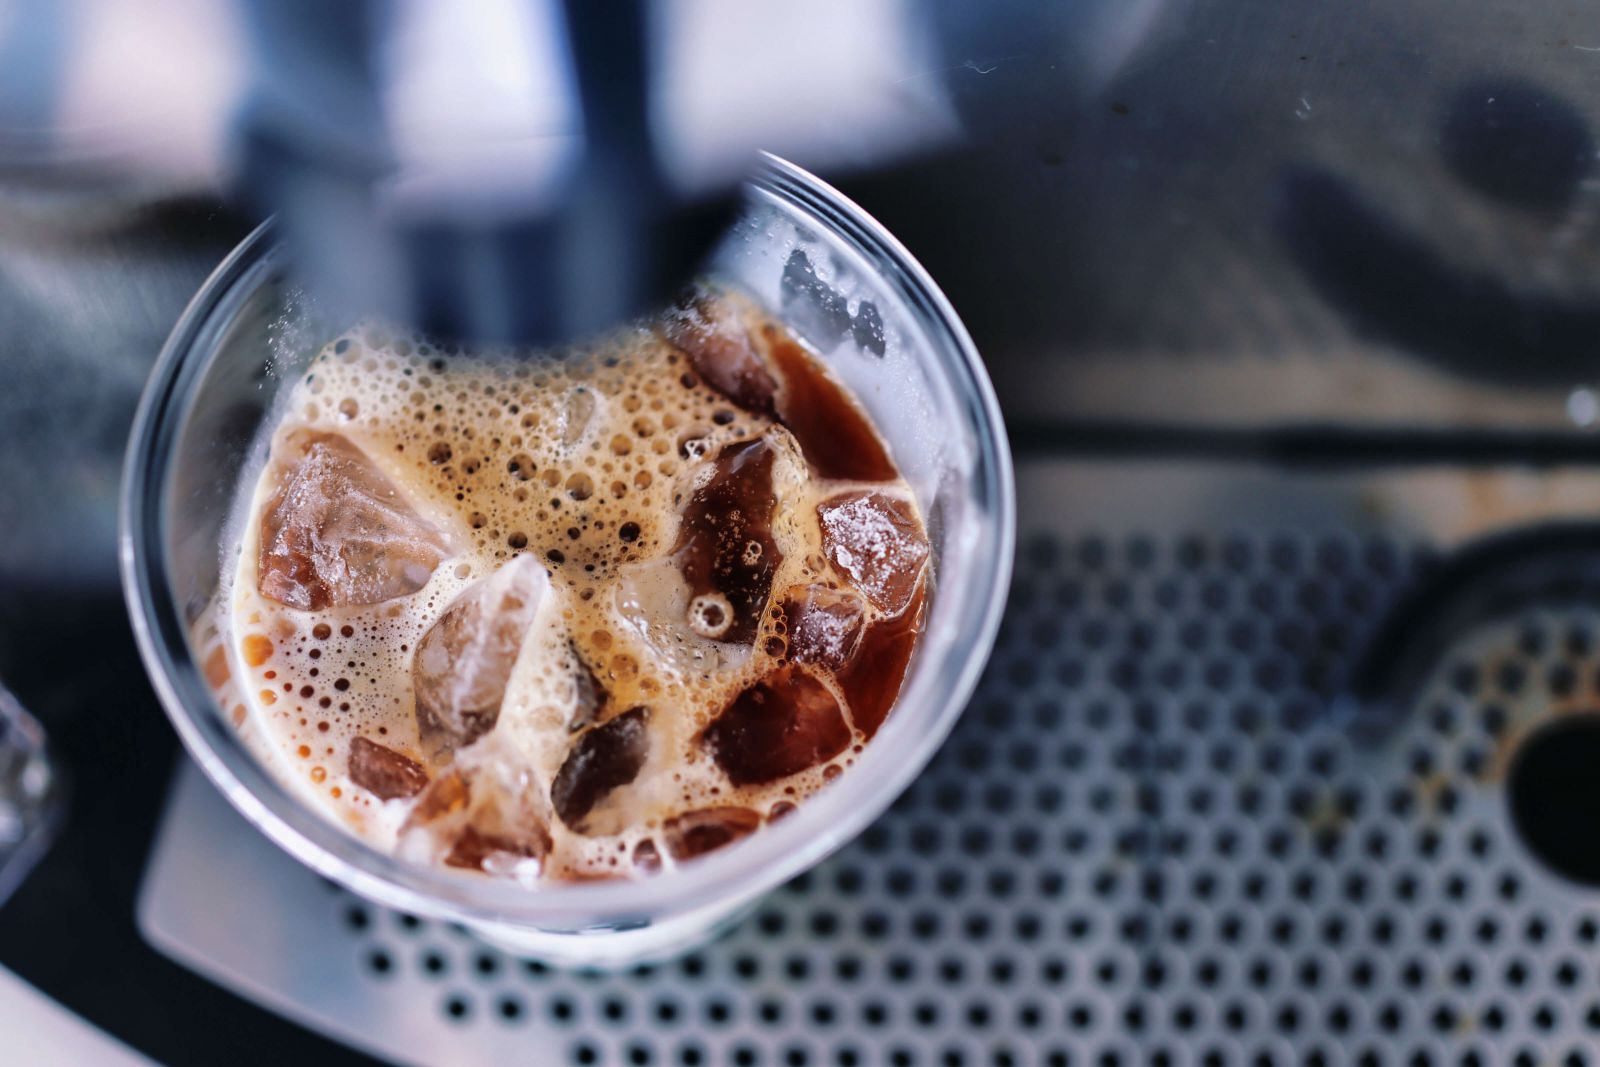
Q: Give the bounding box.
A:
[120,153,1016,929]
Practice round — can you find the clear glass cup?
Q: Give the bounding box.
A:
[120,155,1014,966]
[0,682,65,906]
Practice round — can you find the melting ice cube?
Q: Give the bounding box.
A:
[258,433,450,610]
[671,437,783,645]
[347,736,429,800]
[817,491,928,616]
[661,292,777,416]
[551,706,651,835]
[413,556,549,751]
[783,584,866,671]
[661,806,761,861]
[702,666,852,785]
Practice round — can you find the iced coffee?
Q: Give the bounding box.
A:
[214,288,929,883]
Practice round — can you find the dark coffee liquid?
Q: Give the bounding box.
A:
[762,328,897,482]
[839,585,925,739]
[669,296,930,776]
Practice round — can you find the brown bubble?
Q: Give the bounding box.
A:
[312,623,332,640]
[509,532,528,550]
[428,441,452,464]
[565,472,594,500]
[203,646,230,688]
[609,434,633,456]
[633,838,662,873]
[546,548,565,564]
[619,522,641,543]
[338,398,359,419]
[677,429,711,459]
[508,453,535,480]
[242,634,274,666]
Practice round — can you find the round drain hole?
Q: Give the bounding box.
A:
[1508,715,1600,885]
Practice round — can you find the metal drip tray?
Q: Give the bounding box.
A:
[141,458,1600,1067]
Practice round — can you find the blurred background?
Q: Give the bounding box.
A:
[5,0,1600,1064]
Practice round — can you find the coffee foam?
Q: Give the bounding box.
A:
[219,294,922,880]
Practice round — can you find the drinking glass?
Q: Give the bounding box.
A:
[121,155,1014,965]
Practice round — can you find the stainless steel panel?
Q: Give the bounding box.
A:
[141,458,1600,1067]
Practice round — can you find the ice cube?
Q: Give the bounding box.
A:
[672,437,783,645]
[702,666,852,785]
[401,767,552,878]
[614,561,731,674]
[347,736,429,800]
[661,806,761,861]
[551,706,651,834]
[817,492,929,615]
[443,827,516,871]
[568,640,608,732]
[560,387,596,448]
[783,584,865,671]
[662,292,777,416]
[442,793,552,874]
[258,433,450,610]
[405,769,471,827]
[615,433,792,672]
[837,598,922,739]
[413,556,550,751]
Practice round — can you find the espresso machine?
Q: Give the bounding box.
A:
[4,1,1600,1064]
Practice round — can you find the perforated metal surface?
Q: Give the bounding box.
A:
[142,460,1600,1067]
